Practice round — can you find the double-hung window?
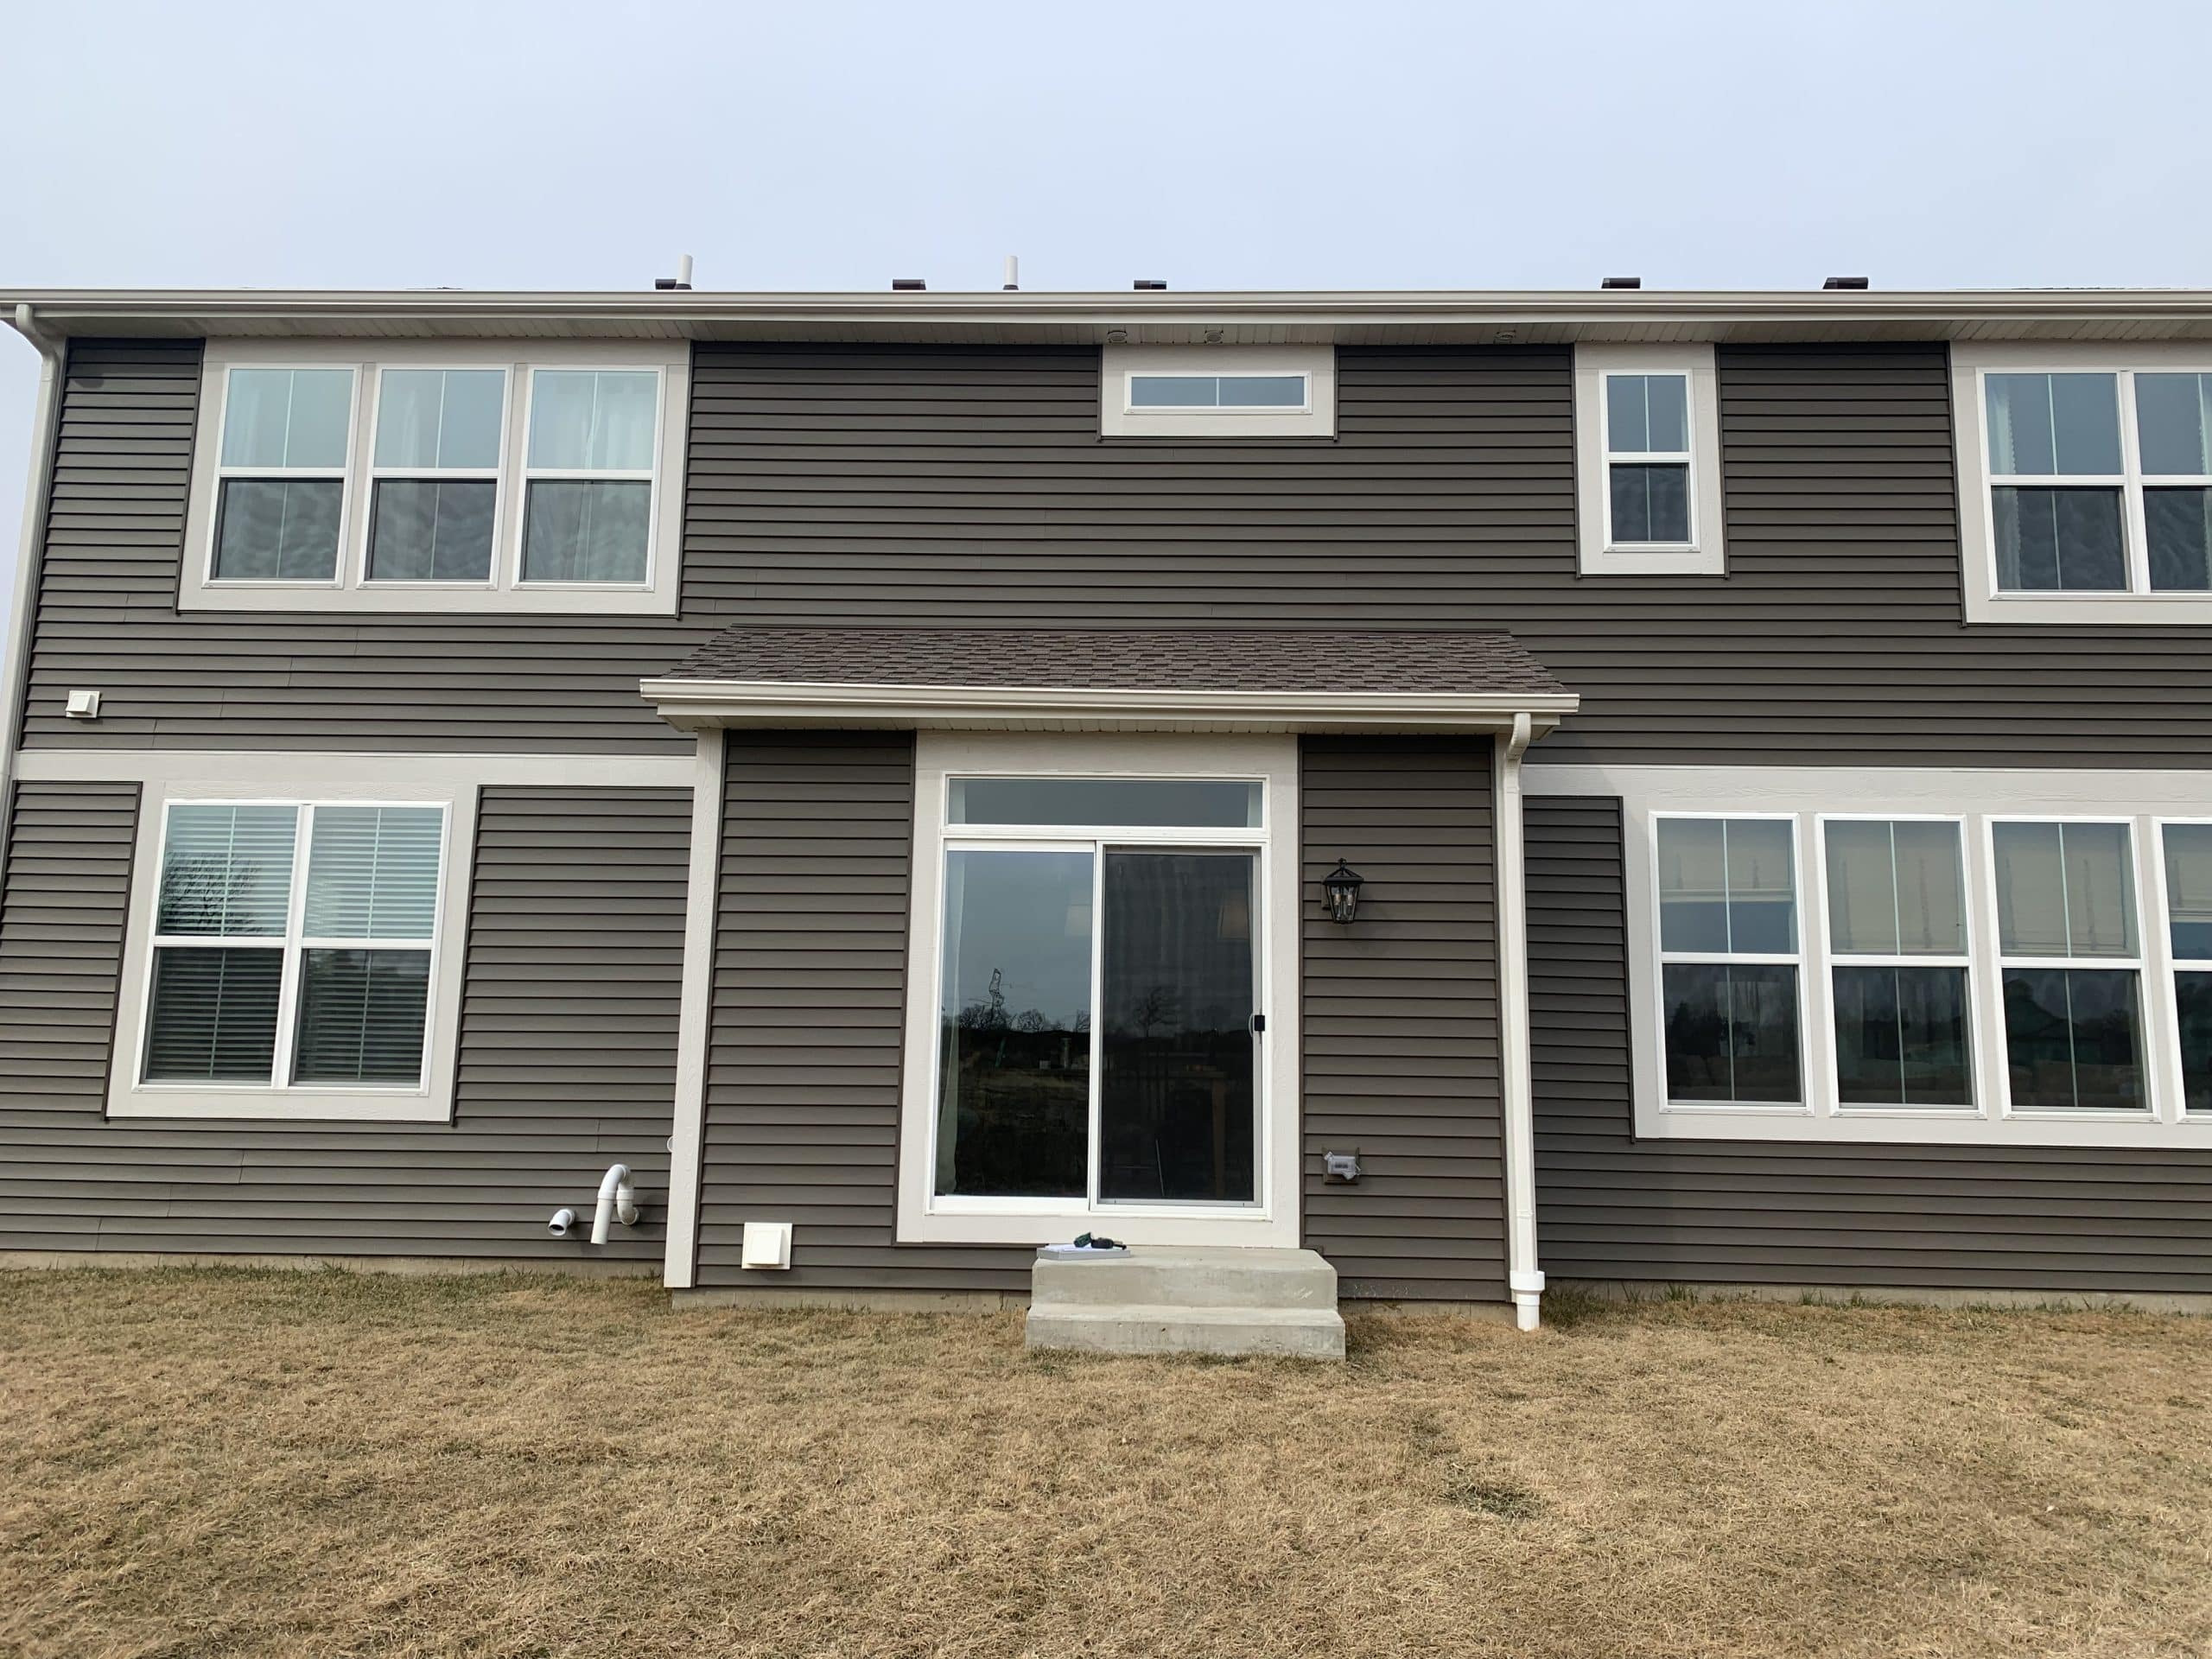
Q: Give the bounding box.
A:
[2161,823,2212,1116]
[1956,346,2212,621]
[183,341,688,614]
[1654,815,1803,1106]
[1573,344,1726,574]
[113,785,468,1122]
[1823,818,1974,1108]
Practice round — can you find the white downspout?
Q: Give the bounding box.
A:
[0,307,66,890]
[1494,711,1545,1331]
[590,1163,639,1245]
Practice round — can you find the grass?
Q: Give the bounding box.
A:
[4,1271,2211,1658]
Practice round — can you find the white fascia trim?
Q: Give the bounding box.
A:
[643,677,1579,735]
[894,730,1302,1248]
[1955,340,2212,626]
[176,339,690,618]
[660,728,724,1289]
[1524,761,2212,1148]
[12,750,695,786]
[1492,714,1544,1331]
[0,307,67,891]
[1573,343,1726,576]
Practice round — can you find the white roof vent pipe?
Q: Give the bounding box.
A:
[1003,255,1019,291]
[654,253,694,292]
[590,1164,639,1244]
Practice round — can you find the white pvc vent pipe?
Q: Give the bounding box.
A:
[590,1164,639,1245]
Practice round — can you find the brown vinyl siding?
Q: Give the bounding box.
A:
[19,337,2212,766]
[1526,796,2212,1294]
[696,732,1028,1291]
[1300,737,1503,1301]
[0,781,686,1262]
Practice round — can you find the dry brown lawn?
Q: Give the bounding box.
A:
[4,1270,2211,1659]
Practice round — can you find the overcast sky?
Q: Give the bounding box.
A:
[4,0,2209,614]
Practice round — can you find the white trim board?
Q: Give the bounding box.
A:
[660,728,725,1289]
[13,751,695,787]
[1524,763,2212,1148]
[893,731,1302,1248]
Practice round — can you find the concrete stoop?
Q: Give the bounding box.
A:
[1024,1246,1346,1361]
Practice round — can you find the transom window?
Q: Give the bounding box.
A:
[1127,373,1308,410]
[182,342,688,615]
[1100,346,1336,438]
[140,801,448,1096]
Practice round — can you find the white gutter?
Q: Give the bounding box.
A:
[1493,710,1545,1332]
[641,676,1579,735]
[0,306,65,890]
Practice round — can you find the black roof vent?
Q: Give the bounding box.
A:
[1134,279,1167,291]
[1822,276,1871,290]
[891,277,926,292]
[1600,276,1641,289]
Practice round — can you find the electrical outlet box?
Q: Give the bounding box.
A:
[740,1220,792,1270]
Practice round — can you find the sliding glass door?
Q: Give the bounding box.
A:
[930,779,1265,1214]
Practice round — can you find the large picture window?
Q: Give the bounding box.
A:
[181,341,688,615]
[898,735,1300,1247]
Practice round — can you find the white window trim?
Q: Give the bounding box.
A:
[1955,341,2212,624]
[1523,761,2212,1147]
[180,338,689,616]
[1101,345,1336,439]
[1574,343,1726,575]
[2152,816,2212,1121]
[895,731,1301,1246]
[109,765,477,1122]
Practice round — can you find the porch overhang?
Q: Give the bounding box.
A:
[641,627,1580,736]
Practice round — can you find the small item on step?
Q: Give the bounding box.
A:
[1038,1233,1130,1259]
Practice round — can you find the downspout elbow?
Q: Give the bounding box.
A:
[590,1163,639,1245]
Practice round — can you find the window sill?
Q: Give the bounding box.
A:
[109,1085,453,1123]
[176,582,677,615]
[1580,546,1726,576]
[896,1201,1297,1249]
[1964,589,2212,626]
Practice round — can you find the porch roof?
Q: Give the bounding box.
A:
[642,626,1578,735]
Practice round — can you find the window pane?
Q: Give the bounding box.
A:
[527,370,657,470]
[2135,372,2212,476]
[1826,820,1966,957]
[2177,971,2212,1114]
[1726,818,1796,954]
[1991,486,2126,591]
[1993,821,2137,958]
[143,946,282,1082]
[1215,375,1305,408]
[374,368,505,470]
[2164,823,2212,958]
[1656,817,1728,953]
[1098,852,1256,1203]
[292,948,430,1084]
[1662,962,1801,1103]
[213,479,343,581]
[1833,965,1972,1106]
[1985,372,2120,476]
[521,480,650,582]
[158,804,298,936]
[2003,967,2143,1109]
[221,368,352,469]
[935,849,1092,1198]
[1609,463,1690,543]
[949,778,1260,829]
[366,480,496,582]
[1129,376,1218,408]
[1609,373,1688,454]
[303,805,442,939]
[2145,487,2212,591]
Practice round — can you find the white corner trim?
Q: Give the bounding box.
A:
[1100,344,1336,438]
[660,728,723,1289]
[0,306,65,894]
[1492,713,1544,1331]
[893,731,1302,1247]
[642,676,1578,735]
[1954,340,2212,626]
[175,338,690,618]
[1524,761,2212,1148]
[108,776,478,1122]
[1573,342,1726,576]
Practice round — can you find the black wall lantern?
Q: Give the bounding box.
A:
[1323,858,1365,925]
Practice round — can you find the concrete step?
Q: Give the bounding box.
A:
[1030,1246,1337,1311]
[1025,1302,1346,1361]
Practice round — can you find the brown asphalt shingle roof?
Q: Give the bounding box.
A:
[662,627,1571,699]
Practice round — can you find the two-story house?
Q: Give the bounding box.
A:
[5,282,2210,1332]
